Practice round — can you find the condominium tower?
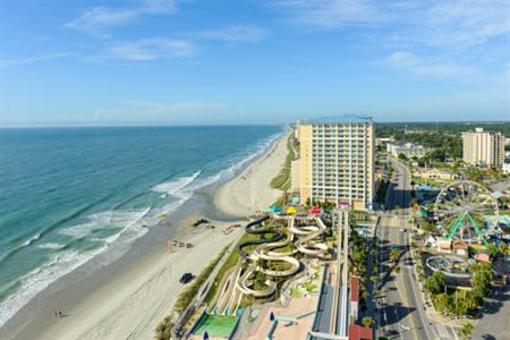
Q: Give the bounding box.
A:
[462,128,505,167]
[297,116,374,210]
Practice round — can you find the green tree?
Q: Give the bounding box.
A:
[389,248,401,262]
[433,293,453,314]
[422,221,436,233]
[454,289,479,315]
[471,262,493,298]
[361,316,373,328]
[425,271,447,295]
[459,322,474,340]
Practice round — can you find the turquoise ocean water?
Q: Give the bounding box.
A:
[0,125,282,326]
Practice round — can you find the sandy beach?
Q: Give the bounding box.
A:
[214,133,289,217]
[2,132,288,340]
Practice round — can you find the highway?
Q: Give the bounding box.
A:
[377,157,459,340]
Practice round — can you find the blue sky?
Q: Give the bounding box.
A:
[0,0,509,126]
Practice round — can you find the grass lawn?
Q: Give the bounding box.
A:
[270,134,299,191]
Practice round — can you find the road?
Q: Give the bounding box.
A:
[472,285,510,340]
[376,157,458,340]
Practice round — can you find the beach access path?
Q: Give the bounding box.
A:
[4,132,288,340]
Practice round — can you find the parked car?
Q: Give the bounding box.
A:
[179,272,194,284]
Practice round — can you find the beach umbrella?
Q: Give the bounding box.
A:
[310,206,321,215]
[287,206,297,215]
[203,331,209,340]
[269,205,282,213]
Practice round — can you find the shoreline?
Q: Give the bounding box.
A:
[0,132,289,340]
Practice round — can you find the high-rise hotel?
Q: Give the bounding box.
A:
[296,116,374,211]
[462,128,505,168]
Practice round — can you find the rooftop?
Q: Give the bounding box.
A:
[350,276,360,302]
[307,114,373,124]
[348,324,373,340]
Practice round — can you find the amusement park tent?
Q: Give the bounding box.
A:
[475,253,491,263]
[287,207,297,215]
[437,240,452,251]
[491,191,504,199]
[424,236,436,248]
[268,205,282,213]
[310,206,321,215]
[416,184,437,192]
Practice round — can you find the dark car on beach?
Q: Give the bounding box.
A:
[179,273,194,284]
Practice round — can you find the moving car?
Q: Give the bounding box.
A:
[179,272,194,284]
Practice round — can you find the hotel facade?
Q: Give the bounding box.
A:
[297,117,374,211]
[462,128,505,168]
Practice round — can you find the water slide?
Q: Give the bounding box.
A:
[293,217,330,258]
[236,264,278,297]
[237,215,283,259]
[233,215,329,298]
[235,215,300,297]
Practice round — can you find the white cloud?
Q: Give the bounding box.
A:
[188,25,268,43]
[97,38,198,61]
[64,0,177,36]
[274,0,510,49]
[382,51,481,79]
[0,52,72,68]
[273,0,383,29]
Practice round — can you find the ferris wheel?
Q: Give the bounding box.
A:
[434,180,499,243]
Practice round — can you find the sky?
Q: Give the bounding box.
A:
[0,0,509,126]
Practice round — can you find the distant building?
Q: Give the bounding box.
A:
[298,115,374,210]
[375,137,394,146]
[386,142,428,159]
[503,161,510,174]
[462,128,505,168]
[413,168,457,181]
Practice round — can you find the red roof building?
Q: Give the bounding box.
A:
[348,324,372,340]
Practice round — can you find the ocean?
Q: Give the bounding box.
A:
[0,125,282,327]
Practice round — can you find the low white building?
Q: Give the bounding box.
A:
[376,137,394,146]
[413,168,457,181]
[387,142,429,158]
